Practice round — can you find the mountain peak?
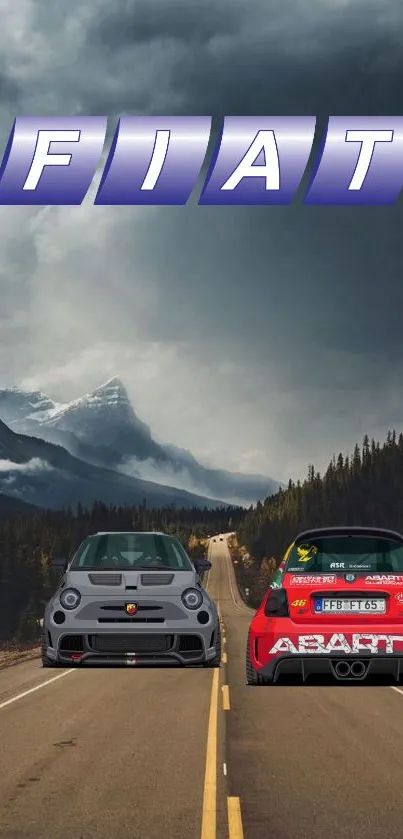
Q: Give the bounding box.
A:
[90,376,130,405]
[35,376,157,453]
[0,385,56,426]
[51,376,133,417]
[96,376,126,391]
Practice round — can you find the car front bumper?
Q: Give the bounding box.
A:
[43,593,219,665]
[43,625,219,666]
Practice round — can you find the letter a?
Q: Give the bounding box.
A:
[220,130,280,191]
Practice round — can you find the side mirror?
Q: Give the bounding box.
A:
[51,557,68,572]
[194,558,212,573]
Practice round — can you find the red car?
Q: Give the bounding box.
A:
[246,526,403,684]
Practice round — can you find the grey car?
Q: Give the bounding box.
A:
[42,531,221,668]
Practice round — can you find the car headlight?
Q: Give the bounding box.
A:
[181,588,203,610]
[59,588,81,610]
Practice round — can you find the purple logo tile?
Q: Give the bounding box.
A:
[199,116,316,205]
[0,117,107,204]
[95,116,211,205]
[305,116,403,204]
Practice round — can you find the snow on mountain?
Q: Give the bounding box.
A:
[42,377,153,438]
[0,377,282,504]
[1,378,167,465]
[0,387,57,426]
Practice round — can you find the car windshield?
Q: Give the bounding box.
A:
[286,535,403,573]
[70,533,193,571]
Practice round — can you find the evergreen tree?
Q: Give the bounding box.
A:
[237,429,403,574]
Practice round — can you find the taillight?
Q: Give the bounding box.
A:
[264,588,289,617]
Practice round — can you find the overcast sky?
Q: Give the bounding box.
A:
[0,0,403,483]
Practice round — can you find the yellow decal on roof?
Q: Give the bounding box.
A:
[297,544,318,563]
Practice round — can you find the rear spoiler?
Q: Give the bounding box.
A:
[294,526,403,544]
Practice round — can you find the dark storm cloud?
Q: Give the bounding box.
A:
[120,200,403,367]
[84,0,403,118]
[91,1,244,49]
[0,0,403,480]
[0,69,20,103]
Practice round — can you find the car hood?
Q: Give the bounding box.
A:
[61,569,200,597]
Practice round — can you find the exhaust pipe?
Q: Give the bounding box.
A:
[334,660,351,678]
[350,660,366,678]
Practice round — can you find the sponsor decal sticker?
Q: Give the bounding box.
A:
[291,599,307,607]
[396,593,403,603]
[297,544,318,563]
[365,575,403,585]
[289,575,336,586]
[269,634,403,655]
[329,563,373,571]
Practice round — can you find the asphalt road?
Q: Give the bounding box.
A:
[2,537,403,838]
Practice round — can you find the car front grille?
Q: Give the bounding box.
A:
[59,635,85,652]
[140,573,174,586]
[100,605,163,612]
[98,617,165,623]
[89,634,174,653]
[88,573,123,586]
[177,635,203,652]
[98,604,165,623]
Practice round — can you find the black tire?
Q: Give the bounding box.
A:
[203,625,222,667]
[41,632,58,667]
[246,639,273,685]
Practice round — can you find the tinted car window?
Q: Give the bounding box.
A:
[286,536,403,573]
[70,533,192,570]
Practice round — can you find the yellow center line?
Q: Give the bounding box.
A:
[222,652,227,664]
[222,684,230,710]
[201,668,220,839]
[227,797,244,839]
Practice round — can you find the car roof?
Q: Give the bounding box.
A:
[294,526,403,544]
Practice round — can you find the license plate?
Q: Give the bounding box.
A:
[314,598,386,614]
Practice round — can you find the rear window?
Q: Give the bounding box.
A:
[286,536,403,573]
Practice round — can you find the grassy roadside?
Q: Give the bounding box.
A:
[0,642,41,670]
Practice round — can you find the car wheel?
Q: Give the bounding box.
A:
[41,633,58,667]
[246,641,272,685]
[203,625,222,668]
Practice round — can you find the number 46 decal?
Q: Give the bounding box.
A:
[291,599,307,607]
